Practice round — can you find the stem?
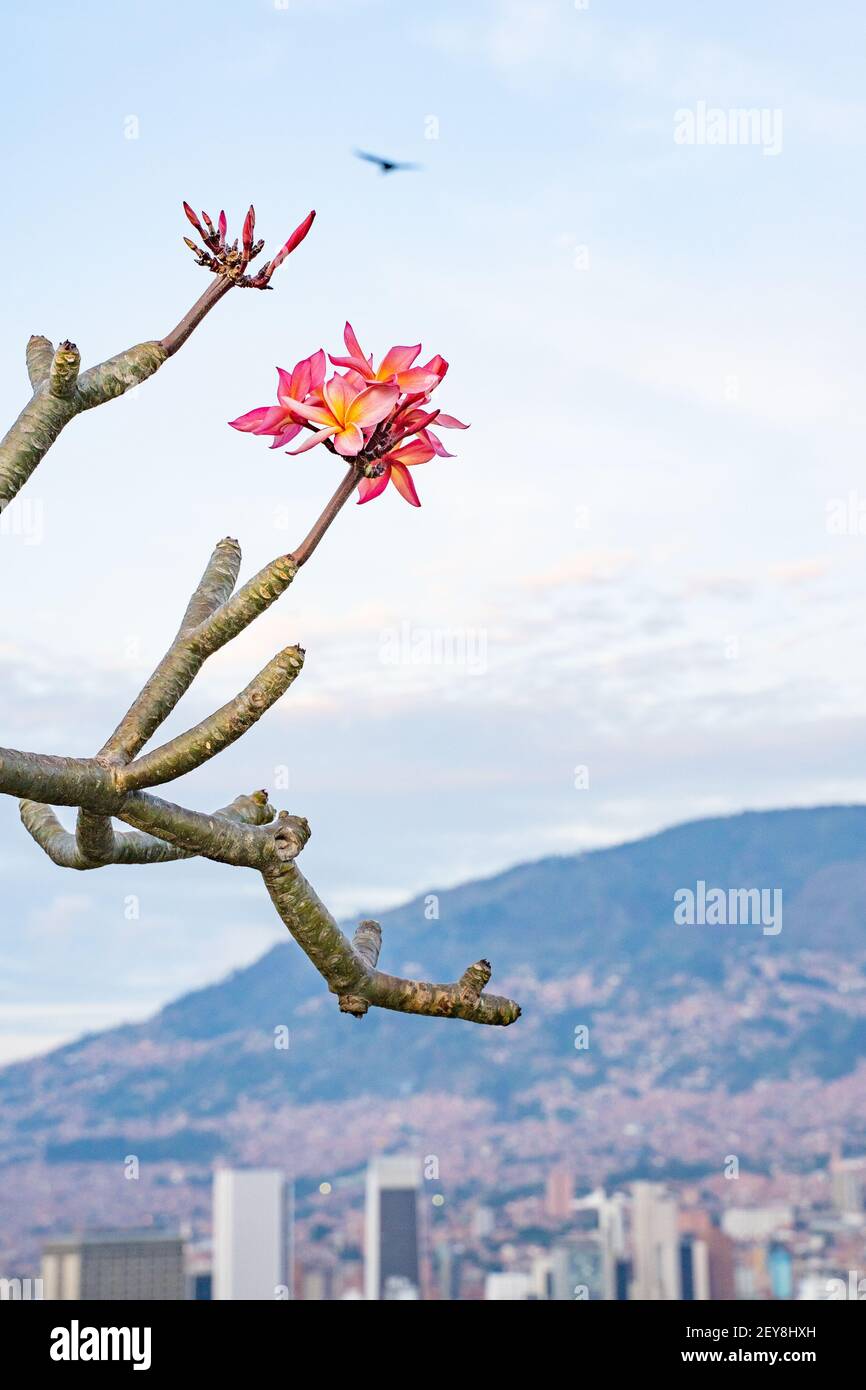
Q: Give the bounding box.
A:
[161,276,234,356]
[291,465,359,567]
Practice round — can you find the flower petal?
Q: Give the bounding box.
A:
[422,428,454,458]
[394,368,440,393]
[435,413,470,429]
[384,438,436,467]
[279,395,334,426]
[276,367,297,407]
[328,352,374,377]
[286,426,338,454]
[333,423,365,455]
[228,406,274,433]
[344,322,369,364]
[345,382,400,428]
[307,349,327,393]
[357,471,391,504]
[323,373,357,424]
[389,461,422,506]
[377,343,422,379]
[269,423,303,448]
[421,354,449,382]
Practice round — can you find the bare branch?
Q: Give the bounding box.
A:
[290,465,359,567]
[116,790,279,868]
[176,537,242,639]
[25,335,54,389]
[22,792,276,870]
[123,646,304,790]
[48,341,81,399]
[2,215,522,1030]
[99,549,298,767]
[262,860,520,1026]
[160,277,233,357]
[0,747,116,808]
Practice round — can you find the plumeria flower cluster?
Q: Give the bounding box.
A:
[182,201,315,289]
[229,323,468,506]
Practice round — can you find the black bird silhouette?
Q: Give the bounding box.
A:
[354,148,422,175]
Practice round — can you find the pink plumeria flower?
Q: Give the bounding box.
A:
[228,350,326,448]
[282,374,400,457]
[357,438,436,508]
[392,401,469,458]
[329,322,442,394]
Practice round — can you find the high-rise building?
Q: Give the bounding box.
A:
[679,1237,710,1300]
[767,1244,794,1300]
[630,1182,681,1300]
[42,1230,185,1301]
[432,1242,463,1301]
[679,1208,736,1300]
[830,1155,866,1215]
[545,1164,574,1221]
[212,1168,293,1300]
[548,1237,606,1300]
[574,1188,626,1298]
[472,1205,495,1239]
[364,1155,421,1301]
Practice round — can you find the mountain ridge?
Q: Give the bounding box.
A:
[2,804,866,1268]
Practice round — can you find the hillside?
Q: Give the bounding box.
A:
[1,806,865,1265]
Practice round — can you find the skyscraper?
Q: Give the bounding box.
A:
[548,1237,606,1300]
[830,1155,866,1215]
[545,1164,574,1221]
[42,1230,185,1301]
[679,1236,710,1300]
[364,1155,421,1301]
[212,1168,293,1300]
[630,1182,681,1300]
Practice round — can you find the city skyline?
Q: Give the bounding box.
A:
[14,1153,866,1301]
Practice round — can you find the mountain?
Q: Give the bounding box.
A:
[1,806,866,1265]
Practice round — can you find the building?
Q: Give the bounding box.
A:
[630,1182,681,1300]
[545,1164,574,1221]
[364,1155,421,1301]
[212,1168,293,1300]
[485,1271,534,1300]
[830,1155,866,1215]
[575,1188,626,1297]
[42,1230,185,1301]
[548,1237,607,1300]
[722,1206,793,1242]
[679,1237,710,1300]
[432,1242,463,1301]
[679,1208,736,1300]
[767,1244,794,1300]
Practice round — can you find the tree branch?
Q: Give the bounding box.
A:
[123,646,304,790]
[98,549,298,767]
[1,235,523,1028]
[160,277,233,357]
[290,465,360,567]
[262,859,521,1026]
[25,335,54,389]
[21,792,276,870]
[0,268,242,513]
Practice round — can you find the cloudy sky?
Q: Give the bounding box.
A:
[1,0,865,1061]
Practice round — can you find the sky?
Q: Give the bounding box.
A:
[1,0,866,1061]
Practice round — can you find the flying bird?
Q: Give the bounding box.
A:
[354,149,422,175]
